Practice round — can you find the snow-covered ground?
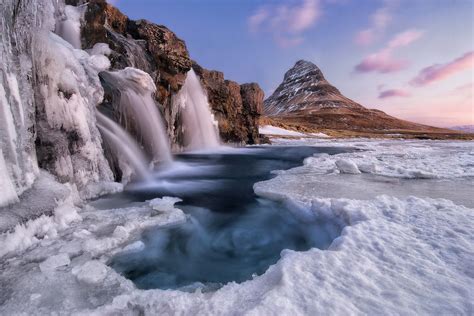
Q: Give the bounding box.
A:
[259,125,330,138]
[0,139,473,315]
[259,125,306,136]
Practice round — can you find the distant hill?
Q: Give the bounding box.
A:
[450,125,474,133]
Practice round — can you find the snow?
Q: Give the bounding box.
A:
[259,125,305,136]
[39,253,70,273]
[335,159,361,174]
[0,139,472,315]
[310,132,330,138]
[259,126,330,138]
[73,260,108,285]
[0,190,80,258]
[269,138,474,179]
[33,30,114,192]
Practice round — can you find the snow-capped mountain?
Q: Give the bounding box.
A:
[264,60,363,115]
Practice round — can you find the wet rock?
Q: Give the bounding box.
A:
[193,64,264,144]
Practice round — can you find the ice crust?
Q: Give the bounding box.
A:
[0,140,473,315]
[270,138,474,179]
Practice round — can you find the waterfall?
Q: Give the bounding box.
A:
[99,68,172,165]
[174,69,221,150]
[96,111,151,182]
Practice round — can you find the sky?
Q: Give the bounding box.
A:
[111,0,473,127]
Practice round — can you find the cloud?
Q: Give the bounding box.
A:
[410,51,474,86]
[378,88,410,99]
[248,0,322,47]
[354,0,395,46]
[355,29,423,73]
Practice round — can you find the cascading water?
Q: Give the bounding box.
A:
[96,111,151,182]
[173,69,221,150]
[99,68,172,165]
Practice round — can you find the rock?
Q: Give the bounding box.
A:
[193,64,264,144]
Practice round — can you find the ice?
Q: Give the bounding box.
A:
[39,253,70,273]
[0,140,473,314]
[73,260,108,285]
[0,190,80,258]
[0,149,18,207]
[56,5,83,49]
[335,159,361,174]
[259,125,305,136]
[269,138,474,179]
[149,196,183,213]
[88,43,112,56]
[33,30,114,192]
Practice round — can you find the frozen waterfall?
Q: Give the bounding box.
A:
[56,5,83,49]
[173,69,221,150]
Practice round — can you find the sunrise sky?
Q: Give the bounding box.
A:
[112,0,473,127]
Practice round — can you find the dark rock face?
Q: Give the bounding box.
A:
[193,64,263,144]
[74,0,262,145]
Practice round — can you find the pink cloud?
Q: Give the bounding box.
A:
[410,51,474,86]
[387,30,424,48]
[378,88,411,99]
[355,29,424,74]
[248,0,322,47]
[355,51,408,73]
[354,1,394,46]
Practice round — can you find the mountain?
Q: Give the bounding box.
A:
[264,60,363,115]
[263,60,468,139]
[450,125,474,133]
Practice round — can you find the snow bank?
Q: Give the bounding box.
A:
[259,125,305,136]
[0,194,80,258]
[0,138,472,315]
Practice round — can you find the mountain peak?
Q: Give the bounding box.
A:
[264,60,361,115]
[283,59,325,82]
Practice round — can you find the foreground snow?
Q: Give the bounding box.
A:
[0,139,473,315]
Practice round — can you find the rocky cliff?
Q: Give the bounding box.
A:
[73,0,263,146]
[193,64,263,144]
